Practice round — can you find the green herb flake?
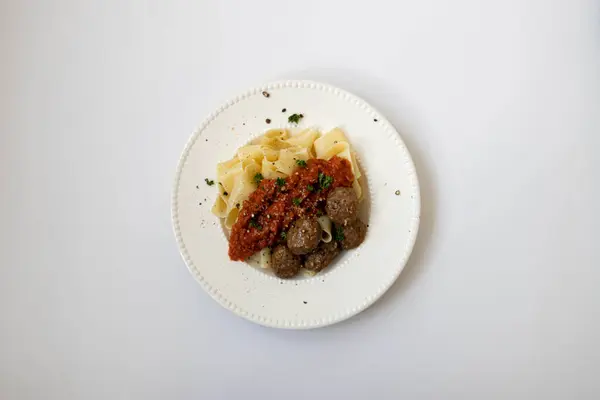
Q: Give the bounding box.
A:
[292,197,302,206]
[253,173,264,185]
[276,177,286,187]
[288,113,304,124]
[333,226,345,242]
[249,219,262,230]
[204,178,215,186]
[280,231,287,240]
[318,172,334,190]
[307,184,314,192]
[295,159,307,168]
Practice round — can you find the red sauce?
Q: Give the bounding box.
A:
[228,156,354,261]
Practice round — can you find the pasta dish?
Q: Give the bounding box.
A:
[211,128,367,278]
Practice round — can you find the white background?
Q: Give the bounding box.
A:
[1,0,598,399]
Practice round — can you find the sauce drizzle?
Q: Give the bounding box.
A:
[228,156,354,261]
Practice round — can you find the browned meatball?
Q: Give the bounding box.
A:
[287,217,322,255]
[337,219,367,250]
[304,241,341,273]
[326,187,358,225]
[271,245,301,278]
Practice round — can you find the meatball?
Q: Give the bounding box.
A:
[326,187,359,225]
[337,219,367,250]
[271,245,301,278]
[287,217,322,255]
[304,241,341,273]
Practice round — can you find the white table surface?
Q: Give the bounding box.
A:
[1,1,599,399]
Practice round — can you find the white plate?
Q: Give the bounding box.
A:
[172,80,420,329]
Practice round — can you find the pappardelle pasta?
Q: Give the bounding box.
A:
[211,128,368,278]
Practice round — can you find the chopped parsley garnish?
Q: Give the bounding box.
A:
[295,159,307,168]
[280,231,287,240]
[253,173,264,185]
[288,113,304,124]
[204,178,215,186]
[333,226,345,242]
[249,219,262,230]
[316,209,324,217]
[307,184,314,192]
[292,197,302,206]
[318,172,333,190]
[276,177,286,187]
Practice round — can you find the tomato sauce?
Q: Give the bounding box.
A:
[228,156,354,261]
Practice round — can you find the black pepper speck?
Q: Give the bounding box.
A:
[262,91,270,98]
[282,108,286,112]
[303,301,307,304]
[265,118,271,124]
[374,118,378,122]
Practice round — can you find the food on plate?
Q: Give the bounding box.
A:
[271,245,302,278]
[288,113,304,124]
[338,219,367,250]
[211,128,368,278]
[304,241,341,273]
[325,187,359,226]
[316,215,333,243]
[287,217,322,255]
